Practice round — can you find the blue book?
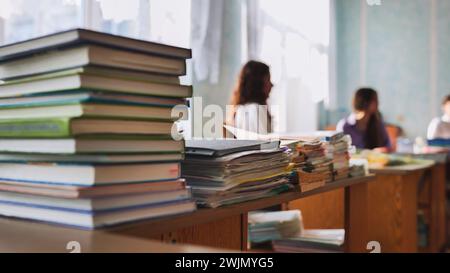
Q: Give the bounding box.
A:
[0,198,196,229]
[428,138,450,147]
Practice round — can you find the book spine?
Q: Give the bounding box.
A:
[0,118,71,138]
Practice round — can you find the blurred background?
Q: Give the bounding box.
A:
[0,0,449,140]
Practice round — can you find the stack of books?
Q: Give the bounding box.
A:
[292,140,333,192]
[0,29,196,229]
[181,140,293,208]
[248,210,303,246]
[324,132,352,181]
[272,229,345,253]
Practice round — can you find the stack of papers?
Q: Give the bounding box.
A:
[248,210,303,244]
[292,140,333,192]
[182,140,293,208]
[325,133,352,181]
[272,229,345,253]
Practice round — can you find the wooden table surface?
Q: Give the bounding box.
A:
[0,217,235,253]
[369,161,435,175]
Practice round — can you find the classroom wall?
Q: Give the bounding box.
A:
[331,0,450,139]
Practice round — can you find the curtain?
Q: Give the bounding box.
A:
[328,0,338,110]
[243,0,332,133]
[190,0,224,84]
[246,0,262,60]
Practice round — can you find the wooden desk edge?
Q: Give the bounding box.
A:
[107,175,376,236]
[370,163,435,175]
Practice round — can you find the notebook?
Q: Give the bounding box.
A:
[185,139,280,157]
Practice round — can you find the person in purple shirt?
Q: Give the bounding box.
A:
[337,88,392,153]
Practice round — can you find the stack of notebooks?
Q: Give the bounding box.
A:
[323,132,352,181]
[248,210,303,246]
[181,140,293,208]
[291,140,333,192]
[272,229,345,253]
[0,29,196,229]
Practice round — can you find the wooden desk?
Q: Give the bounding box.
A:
[105,176,374,253]
[288,162,439,253]
[0,217,233,253]
[0,176,374,253]
[368,164,432,253]
[395,153,447,252]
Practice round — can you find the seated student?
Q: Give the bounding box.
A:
[226,61,274,136]
[337,88,392,152]
[427,95,450,140]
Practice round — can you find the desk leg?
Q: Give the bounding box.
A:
[241,213,249,251]
[160,215,244,250]
[429,164,447,252]
[345,182,368,253]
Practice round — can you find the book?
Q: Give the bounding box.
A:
[0,188,191,213]
[0,153,183,164]
[428,138,450,147]
[272,229,345,253]
[185,139,280,157]
[0,72,192,99]
[0,91,187,109]
[0,199,196,229]
[0,28,192,63]
[0,179,187,198]
[0,162,180,186]
[1,66,181,84]
[0,103,178,121]
[0,118,175,138]
[0,138,183,154]
[0,44,189,80]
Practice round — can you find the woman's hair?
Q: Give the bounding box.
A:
[353,88,385,149]
[230,61,271,106]
[227,61,272,127]
[442,95,450,105]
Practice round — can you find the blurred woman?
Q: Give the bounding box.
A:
[427,95,450,139]
[227,61,274,137]
[337,88,392,152]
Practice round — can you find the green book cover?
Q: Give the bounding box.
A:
[0,118,178,138]
[0,118,71,138]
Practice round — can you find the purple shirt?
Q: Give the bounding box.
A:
[337,113,391,150]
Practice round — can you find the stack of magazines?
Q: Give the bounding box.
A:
[182,140,293,208]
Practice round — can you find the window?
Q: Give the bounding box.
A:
[0,0,82,45]
[245,0,331,133]
[0,0,191,48]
